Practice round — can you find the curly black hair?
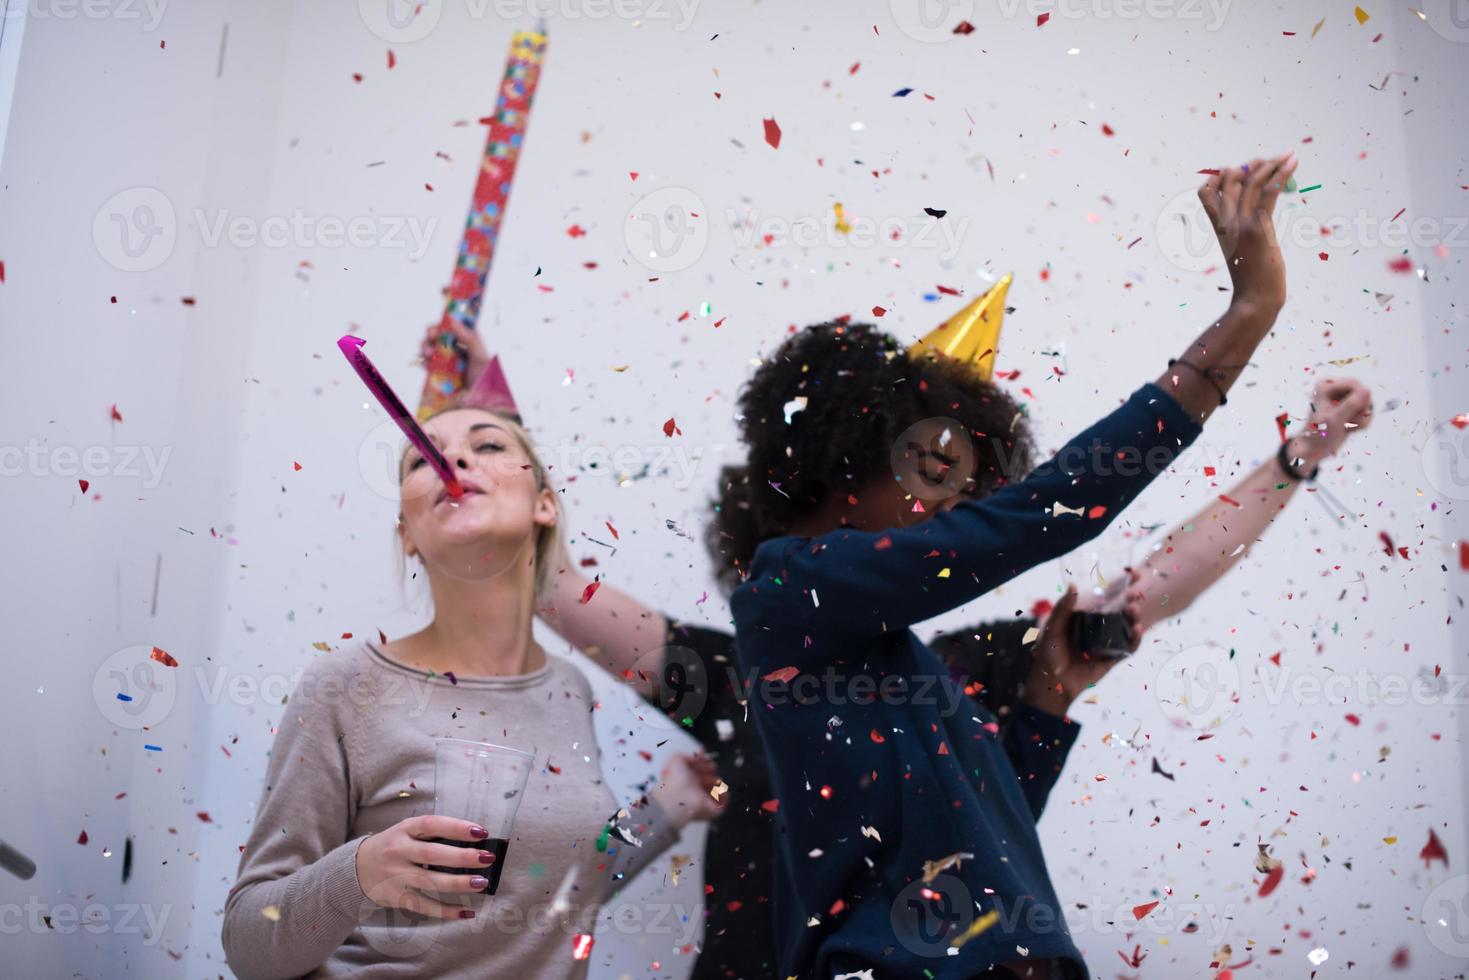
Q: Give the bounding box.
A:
[706,321,1035,590]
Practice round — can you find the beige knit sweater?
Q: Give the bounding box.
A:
[221,643,680,980]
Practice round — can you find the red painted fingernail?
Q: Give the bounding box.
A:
[478,851,496,865]
[469,826,489,839]
[469,876,490,890]
[459,909,476,919]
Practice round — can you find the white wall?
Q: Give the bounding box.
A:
[1,1,1465,977]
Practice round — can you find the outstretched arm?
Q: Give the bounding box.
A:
[742,154,1300,637]
[1133,377,1373,632]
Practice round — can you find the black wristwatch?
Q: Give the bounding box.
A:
[1276,439,1319,482]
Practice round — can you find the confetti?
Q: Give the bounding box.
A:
[149,646,179,668]
[1420,828,1449,868]
[762,117,781,149]
[579,580,601,605]
[921,851,974,884]
[762,666,799,683]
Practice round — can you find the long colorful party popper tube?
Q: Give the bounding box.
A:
[339,335,464,500]
[418,29,548,420]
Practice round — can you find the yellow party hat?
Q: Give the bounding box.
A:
[907,273,1012,381]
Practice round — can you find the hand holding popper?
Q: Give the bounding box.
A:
[338,335,464,500]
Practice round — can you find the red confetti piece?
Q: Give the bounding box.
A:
[871,306,886,317]
[869,729,886,744]
[628,171,639,181]
[1344,713,1361,726]
[760,798,780,813]
[0,260,5,282]
[1204,466,1217,477]
[1101,123,1115,136]
[78,479,90,493]
[579,580,601,605]
[763,117,782,149]
[1258,863,1285,897]
[1275,413,1290,443]
[1219,494,1241,508]
[849,61,860,75]
[1037,11,1051,25]
[1318,252,1329,261]
[180,297,196,306]
[378,628,389,645]
[196,811,212,823]
[110,405,123,422]
[566,224,587,238]
[663,418,682,438]
[1387,256,1414,273]
[293,461,302,472]
[77,830,88,845]
[1087,505,1107,519]
[387,50,396,69]
[1379,531,1396,556]
[149,646,179,668]
[571,934,594,961]
[1451,414,1469,430]
[953,20,975,34]
[762,666,799,683]
[605,521,620,540]
[935,284,959,295]
[1132,901,1159,920]
[352,72,364,83]
[1421,828,1449,868]
[1459,541,1469,570]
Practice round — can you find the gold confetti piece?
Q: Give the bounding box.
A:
[711,779,729,801]
[1354,5,1369,24]
[937,568,951,579]
[261,905,281,922]
[1021,626,1040,645]
[1311,16,1325,36]
[1326,354,1371,367]
[1052,501,1084,517]
[921,851,975,884]
[611,365,630,372]
[670,853,692,886]
[833,202,852,234]
[311,641,332,652]
[1383,836,1398,844]
[950,909,1001,949]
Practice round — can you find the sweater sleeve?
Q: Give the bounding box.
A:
[604,795,683,897]
[221,686,366,980]
[743,384,1201,636]
[1002,704,1082,820]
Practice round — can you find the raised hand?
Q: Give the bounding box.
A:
[1198,152,1299,314]
[1289,377,1374,469]
[653,752,727,827]
[419,317,490,389]
[1022,577,1144,716]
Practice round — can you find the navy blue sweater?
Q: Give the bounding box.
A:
[730,383,1202,978]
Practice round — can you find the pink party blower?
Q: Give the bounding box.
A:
[338,335,464,500]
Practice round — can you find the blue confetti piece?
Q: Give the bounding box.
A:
[116,693,133,703]
[892,87,913,97]
[144,745,163,752]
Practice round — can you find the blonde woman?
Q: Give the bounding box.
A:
[221,404,723,979]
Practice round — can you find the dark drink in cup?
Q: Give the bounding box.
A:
[426,837,510,894]
[432,739,533,896]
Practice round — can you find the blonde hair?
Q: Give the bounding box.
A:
[396,406,563,596]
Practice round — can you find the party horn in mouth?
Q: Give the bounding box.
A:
[339,335,464,500]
